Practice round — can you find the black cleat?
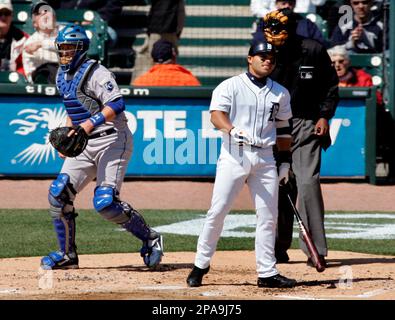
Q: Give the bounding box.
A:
[186,265,210,287]
[257,274,297,288]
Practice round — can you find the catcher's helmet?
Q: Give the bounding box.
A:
[56,24,90,72]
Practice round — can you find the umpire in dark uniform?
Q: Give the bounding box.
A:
[262,9,339,266]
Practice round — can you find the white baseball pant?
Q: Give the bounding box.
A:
[194,144,279,278]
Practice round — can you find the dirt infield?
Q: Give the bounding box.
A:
[0,251,394,300]
[1,179,395,300]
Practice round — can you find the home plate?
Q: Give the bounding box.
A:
[200,291,222,297]
[0,288,20,294]
[138,285,185,290]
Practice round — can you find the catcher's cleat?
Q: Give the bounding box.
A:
[140,234,164,269]
[187,265,210,287]
[40,251,79,270]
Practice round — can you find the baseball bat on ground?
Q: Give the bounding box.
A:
[283,187,325,273]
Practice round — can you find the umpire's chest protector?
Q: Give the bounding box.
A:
[56,60,101,126]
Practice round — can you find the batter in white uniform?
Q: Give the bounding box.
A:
[187,40,297,288]
[40,24,163,270]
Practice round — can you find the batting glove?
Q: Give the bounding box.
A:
[229,127,253,146]
[278,162,290,185]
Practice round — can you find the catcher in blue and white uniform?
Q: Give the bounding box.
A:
[41,24,164,270]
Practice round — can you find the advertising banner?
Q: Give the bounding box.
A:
[321,99,366,177]
[0,95,366,177]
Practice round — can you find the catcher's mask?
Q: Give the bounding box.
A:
[56,24,90,72]
[263,8,295,47]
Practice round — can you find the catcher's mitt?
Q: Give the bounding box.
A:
[49,126,88,157]
[263,10,289,47]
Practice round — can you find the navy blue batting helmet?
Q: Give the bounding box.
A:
[248,40,275,56]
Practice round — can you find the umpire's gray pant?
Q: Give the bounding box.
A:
[292,118,328,257]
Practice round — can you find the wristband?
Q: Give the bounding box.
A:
[89,112,106,127]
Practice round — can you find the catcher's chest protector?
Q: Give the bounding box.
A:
[56,60,101,126]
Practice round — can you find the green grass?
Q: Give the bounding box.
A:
[288,239,395,257]
[0,209,199,258]
[0,209,394,258]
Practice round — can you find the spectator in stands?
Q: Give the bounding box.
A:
[371,0,384,15]
[328,44,382,100]
[251,0,327,17]
[131,0,185,83]
[315,0,344,39]
[330,0,384,53]
[22,2,59,84]
[46,0,122,47]
[293,0,328,13]
[328,45,371,86]
[132,39,200,87]
[328,44,395,182]
[0,0,28,75]
[251,0,276,18]
[252,0,326,45]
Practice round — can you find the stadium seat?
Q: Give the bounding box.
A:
[179,2,253,86]
[106,2,149,84]
[11,2,35,34]
[0,71,28,84]
[124,1,332,87]
[55,9,107,38]
[186,0,249,4]
[115,0,256,86]
[302,12,329,40]
[55,9,108,62]
[349,53,384,68]
[105,6,147,70]
[11,4,107,62]
[349,53,385,87]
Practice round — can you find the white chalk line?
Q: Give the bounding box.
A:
[277,295,325,300]
[0,288,20,294]
[277,288,393,300]
[200,291,223,297]
[138,285,186,290]
[154,213,395,239]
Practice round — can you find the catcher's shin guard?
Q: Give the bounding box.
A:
[51,211,78,255]
[122,206,157,241]
[48,174,78,255]
[94,185,156,240]
[122,207,164,268]
[93,186,131,224]
[93,185,164,268]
